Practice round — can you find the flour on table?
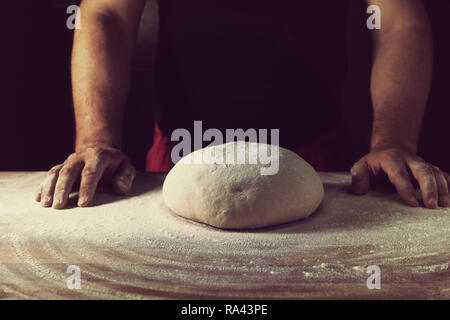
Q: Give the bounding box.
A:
[0,172,449,299]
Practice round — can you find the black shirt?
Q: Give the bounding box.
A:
[155,0,349,148]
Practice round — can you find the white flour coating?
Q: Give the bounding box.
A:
[0,172,449,299]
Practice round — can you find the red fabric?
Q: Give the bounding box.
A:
[145,123,176,172]
[146,123,335,173]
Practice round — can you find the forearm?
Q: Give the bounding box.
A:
[370,26,432,154]
[72,11,136,151]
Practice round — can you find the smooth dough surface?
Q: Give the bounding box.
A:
[162,142,324,229]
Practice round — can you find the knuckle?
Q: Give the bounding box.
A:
[48,165,62,175]
[95,149,111,161]
[379,152,392,161]
[59,166,75,177]
[432,165,440,171]
[66,153,78,162]
[393,168,409,179]
[120,174,132,182]
[87,147,103,158]
[381,153,398,164]
[388,147,404,156]
[125,173,134,182]
[350,166,359,176]
[437,176,449,191]
[41,182,52,193]
[93,147,104,156]
[128,165,137,176]
[432,167,443,176]
[435,172,446,183]
[387,149,400,157]
[81,167,97,178]
[55,186,68,194]
[408,160,423,170]
[117,176,131,185]
[351,159,367,173]
[423,184,437,196]
[124,167,137,180]
[422,174,435,186]
[417,164,433,177]
[351,161,363,171]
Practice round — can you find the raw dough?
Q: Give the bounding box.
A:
[162,141,324,229]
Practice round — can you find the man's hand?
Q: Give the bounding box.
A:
[351,147,450,209]
[359,0,439,208]
[35,0,145,210]
[35,147,136,209]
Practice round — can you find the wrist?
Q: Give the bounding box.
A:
[370,117,422,155]
[370,138,417,154]
[75,136,120,153]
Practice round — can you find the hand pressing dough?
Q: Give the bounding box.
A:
[162,142,324,229]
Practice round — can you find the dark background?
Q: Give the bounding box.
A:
[1,0,449,172]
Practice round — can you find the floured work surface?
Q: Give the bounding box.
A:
[0,172,448,299]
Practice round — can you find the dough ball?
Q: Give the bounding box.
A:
[162,141,324,229]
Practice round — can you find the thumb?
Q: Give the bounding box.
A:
[112,158,136,195]
[351,160,371,195]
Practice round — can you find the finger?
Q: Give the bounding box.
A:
[77,160,108,207]
[433,168,450,207]
[351,160,371,195]
[446,173,450,188]
[52,162,84,209]
[40,165,63,207]
[381,160,419,207]
[408,161,438,209]
[112,158,136,195]
[445,173,450,203]
[35,183,43,202]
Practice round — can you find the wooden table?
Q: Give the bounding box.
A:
[0,172,449,299]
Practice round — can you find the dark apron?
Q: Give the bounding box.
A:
[147,0,350,172]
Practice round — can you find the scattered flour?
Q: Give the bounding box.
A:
[0,172,448,299]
